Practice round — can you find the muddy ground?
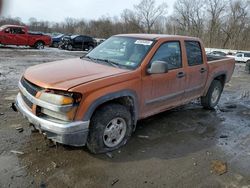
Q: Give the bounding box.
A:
[0,46,250,188]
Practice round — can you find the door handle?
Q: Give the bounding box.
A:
[200,68,207,73]
[177,72,185,78]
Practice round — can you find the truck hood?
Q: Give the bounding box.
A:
[24,58,130,90]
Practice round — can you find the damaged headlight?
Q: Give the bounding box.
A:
[38,90,82,121]
[39,92,74,105]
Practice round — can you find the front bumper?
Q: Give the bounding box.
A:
[15,93,89,146]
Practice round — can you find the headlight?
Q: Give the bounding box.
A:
[39,92,74,105]
[37,90,82,122]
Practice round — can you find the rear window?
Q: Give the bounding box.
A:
[185,41,203,66]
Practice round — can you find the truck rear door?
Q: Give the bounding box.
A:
[183,41,208,101]
[14,27,28,45]
[141,40,186,117]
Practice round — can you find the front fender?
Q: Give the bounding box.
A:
[82,89,139,126]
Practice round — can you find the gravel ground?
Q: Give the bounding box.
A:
[0,46,250,188]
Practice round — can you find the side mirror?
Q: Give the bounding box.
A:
[147,61,168,74]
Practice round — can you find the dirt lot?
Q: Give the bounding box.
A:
[0,47,250,188]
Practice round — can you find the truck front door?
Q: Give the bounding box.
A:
[2,27,16,45]
[141,41,186,117]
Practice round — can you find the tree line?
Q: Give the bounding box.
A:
[0,0,249,50]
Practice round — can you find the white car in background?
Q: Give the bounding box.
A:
[235,53,250,63]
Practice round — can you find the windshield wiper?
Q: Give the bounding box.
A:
[81,56,95,61]
[98,58,120,68]
[81,56,120,68]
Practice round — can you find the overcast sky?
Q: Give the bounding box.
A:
[2,0,176,23]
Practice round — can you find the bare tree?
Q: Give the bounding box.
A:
[134,0,168,33]
[221,0,249,49]
[173,0,206,38]
[205,0,227,47]
[121,9,143,33]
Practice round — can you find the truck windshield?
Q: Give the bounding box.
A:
[85,36,154,69]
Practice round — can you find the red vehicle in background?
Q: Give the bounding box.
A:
[0,25,51,49]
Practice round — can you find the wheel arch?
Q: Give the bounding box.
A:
[35,40,45,45]
[203,71,227,96]
[83,90,139,130]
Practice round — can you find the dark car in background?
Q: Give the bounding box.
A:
[59,35,96,51]
[51,34,66,48]
[207,51,227,57]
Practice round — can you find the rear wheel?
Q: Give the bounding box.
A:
[87,103,133,154]
[35,41,44,49]
[88,46,94,51]
[201,80,223,109]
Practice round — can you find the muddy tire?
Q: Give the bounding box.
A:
[35,41,44,49]
[201,80,223,109]
[87,103,133,154]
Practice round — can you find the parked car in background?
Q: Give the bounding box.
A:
[235,53,250,63]
[226,52,236,58]
[0,25,51,49]
[207,51,227,57]
[51,33,65,48]
[59,35,96,51]
[15,34,235,153]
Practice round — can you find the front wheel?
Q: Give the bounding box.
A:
[67,44,73,51]
[35,41,44,49]
[87,103,133,154]
[201,80,223,109]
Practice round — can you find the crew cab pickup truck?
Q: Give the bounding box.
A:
[0,25,51,49]
[15,34,235,153]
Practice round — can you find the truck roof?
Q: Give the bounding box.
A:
[116,33,199,41]
[0,25,27,29]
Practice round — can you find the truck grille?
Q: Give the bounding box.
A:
[21,93,33,109]
[20,77,42,109]
[20,77,41,96]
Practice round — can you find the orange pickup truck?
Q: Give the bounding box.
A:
[15,34,235,153]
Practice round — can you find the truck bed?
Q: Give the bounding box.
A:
[203,55,235,95]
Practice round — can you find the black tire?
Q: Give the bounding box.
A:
[88,45,94,51]
[67,44,73,51]
[201,80,223,109]
[35,41,44,49]
[87,103,133,154]
[246,60,250,73]
[52,42,59,48]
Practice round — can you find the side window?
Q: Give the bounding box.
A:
[150,41,182,70]
[5,28,10,33]
[74,36,83,42]
[17,28,25,34]
[236,54,243,57]
[85,36,91,42]
[185,41,203,66]
[245,53,250,57]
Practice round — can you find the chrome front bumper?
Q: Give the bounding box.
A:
[15,93,89,146]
